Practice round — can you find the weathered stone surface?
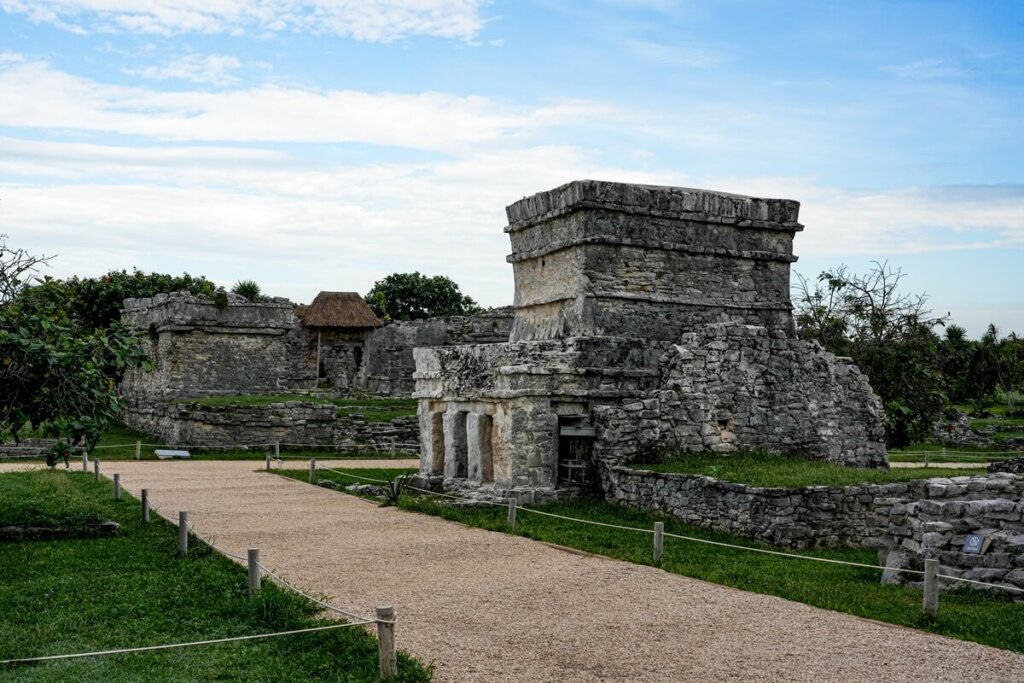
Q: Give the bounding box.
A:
[414,180,888,501]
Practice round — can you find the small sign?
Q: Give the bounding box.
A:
[963,534,991,555]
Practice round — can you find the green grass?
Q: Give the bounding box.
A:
[301,467,418,487]
[283,468,1024,654]
[0,470,432,682]
[173,395,418,422]
[0,471,106,531]
[640,452,985,488]
[970,417,1024,430]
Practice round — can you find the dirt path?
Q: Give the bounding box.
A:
[69,462,1024,681]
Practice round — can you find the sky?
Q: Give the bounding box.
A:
[0,0,1021,337]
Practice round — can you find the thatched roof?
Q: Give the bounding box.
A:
[301,292,382,329]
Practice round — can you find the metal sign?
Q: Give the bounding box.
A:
[963,534,991,555]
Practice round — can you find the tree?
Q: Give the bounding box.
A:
[794,261,947,449]
[364,272,483,321]
[59,269,218,331]
[0,242,150,464]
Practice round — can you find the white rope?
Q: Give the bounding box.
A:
[513,506,657,533]
[0,621,375,665]
[938,574,1024,593]
[253,561,373,622]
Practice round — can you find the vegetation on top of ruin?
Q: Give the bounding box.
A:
[364,271,483,321]
[279,467,1024,655]
[0,470,433,681]
[231,279,263,301]
[639,452,985,488]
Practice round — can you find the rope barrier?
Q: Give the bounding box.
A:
[939,574,1024,594]
[0,621,375,666]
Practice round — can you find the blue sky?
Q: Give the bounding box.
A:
[1,0,1021,336]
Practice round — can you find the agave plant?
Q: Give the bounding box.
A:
[231,280,262,301]
[380,472,411,507]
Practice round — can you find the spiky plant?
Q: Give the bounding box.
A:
[231,280,262,301]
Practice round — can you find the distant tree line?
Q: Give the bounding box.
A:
[794,261,1023,448]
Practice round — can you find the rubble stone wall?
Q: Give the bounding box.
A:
[121,400,419,454]
[594,323,887,468]
[603,465,1023,553]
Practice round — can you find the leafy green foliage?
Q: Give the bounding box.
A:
[58,269,217,330]
[364,272,482,321]
[231,279,262,301]
[379,471,411,507]
[0,279,151,451]
[794,261,948,448]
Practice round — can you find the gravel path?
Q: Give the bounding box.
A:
[63,462,1024,681]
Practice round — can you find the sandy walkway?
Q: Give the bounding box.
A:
[30,461,1024,681]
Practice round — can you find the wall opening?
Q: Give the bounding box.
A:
[557,416,594,488]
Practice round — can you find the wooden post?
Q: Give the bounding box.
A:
[924,450,930,468]
[113,473,121,501]
[141,489,150,523]
[923,558,939,619]
[178,511,188,555]
[82,452,89,472]
[135,440,141,460]
[265,454,271,471]
[653,522,664,565]
[507,497,517,529]
[248,548,261,596]
[309,458,316,484]
[376,606,397,680]
[93,458,100,481]
[274,441,280,460]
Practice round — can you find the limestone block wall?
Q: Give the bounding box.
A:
[120,291,315,399]
[593,323,887,469]
[602,465,1024,552]
[504,181,803,342]
[360,310,513,396]
[121,400,419,453]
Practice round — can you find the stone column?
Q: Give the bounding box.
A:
[466,413,494,483]
[419,407,446,475]
[443,410,468,479]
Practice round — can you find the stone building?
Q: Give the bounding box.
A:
[300,291,382,393]
[413,180,888,502]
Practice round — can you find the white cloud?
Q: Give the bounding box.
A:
[0,0,490,42]
[127,53,242,86]
[0,59,624,153]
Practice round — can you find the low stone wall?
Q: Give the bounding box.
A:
[602,465,1024,550]
[121,400,419,454]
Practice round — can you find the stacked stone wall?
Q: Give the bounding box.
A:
[603,465,1024,553]
[121,400,419,454]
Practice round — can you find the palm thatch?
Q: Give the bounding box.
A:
[301,292,382,329]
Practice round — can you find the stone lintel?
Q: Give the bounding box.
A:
[505,235,800,265]
[505,180,802,233]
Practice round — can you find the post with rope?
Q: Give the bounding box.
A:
[135,440,141,460]
[265,453,271,471]
[81,452,88,472]
[141,489,150,523]
[653,522,664,565]
[248,548,261,596]
[507,497,517,530]
[113,473,121,501]
[309,458,316,484]
[923,558,939,619]
[274,441,280,461]
[376,606,397,680]
[178,511,189,555]
[93,458,100,481]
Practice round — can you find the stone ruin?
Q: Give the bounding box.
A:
[413,180,888,501]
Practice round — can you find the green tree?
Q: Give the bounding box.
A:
[0,242,150,464]
[794,261,947,449]
[937,324,976,404]
[59,269,217,330]
[364,272,483,321]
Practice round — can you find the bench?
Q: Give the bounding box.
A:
[154,449,191,460]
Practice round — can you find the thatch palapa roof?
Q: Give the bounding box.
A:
[301,292,382,329]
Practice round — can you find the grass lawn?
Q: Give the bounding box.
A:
[0,469,431,682]
[279,467,1024,655]
[174,395,418,423]
[638,452,986,488]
